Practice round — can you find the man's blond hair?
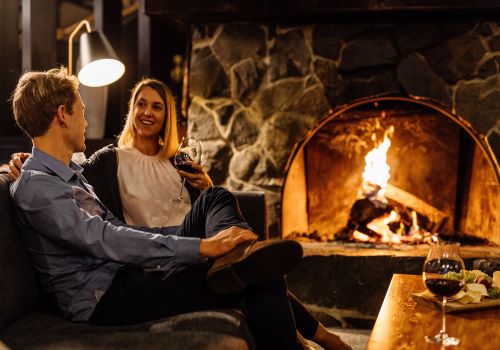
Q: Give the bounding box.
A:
[12,67,79,138]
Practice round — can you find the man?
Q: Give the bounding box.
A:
[9,68,305,349]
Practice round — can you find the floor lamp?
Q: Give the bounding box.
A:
[68,20,125,87]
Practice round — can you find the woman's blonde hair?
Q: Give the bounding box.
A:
[117,78,179,158]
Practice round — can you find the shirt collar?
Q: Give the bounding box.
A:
[32,147,83,183]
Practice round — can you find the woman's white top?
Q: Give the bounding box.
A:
[117,147,191,227]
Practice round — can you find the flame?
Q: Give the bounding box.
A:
[362,126,394,198]
[411,211,419,232]
[367,210,402,243]
[347,125,439,245]
[353,231,371,242]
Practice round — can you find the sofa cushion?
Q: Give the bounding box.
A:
[0,174,41,330]
[0,309,253,350]
[1,330,248,350]
[232,191,268,240]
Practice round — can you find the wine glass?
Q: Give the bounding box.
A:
[171,137,202,205]
[422,243,465,347]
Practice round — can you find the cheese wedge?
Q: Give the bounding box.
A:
[464,283,488,297]
[493,271,500,289]
[448,289,466,301]
[457,294,476,304]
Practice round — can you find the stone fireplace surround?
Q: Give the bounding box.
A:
[147,1,500,328]
[182,18,500,327]
[187,19,500,238]
[142,2,500,328]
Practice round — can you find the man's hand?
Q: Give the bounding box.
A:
[199,226,257,258]
[178,162,213,191]
[8,152,30,181]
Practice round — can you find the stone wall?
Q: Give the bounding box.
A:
[187,20,500,237]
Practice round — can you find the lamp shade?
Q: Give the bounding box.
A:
[78,31,125,87]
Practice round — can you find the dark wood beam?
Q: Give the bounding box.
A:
[94,0,123,138]
[94,0,121,48]
[64,0,94,11]
[0,0,21,137]
[145,0,500,22]
[138,0,151,77]
[22,0,57,71]
[138,0,188,94]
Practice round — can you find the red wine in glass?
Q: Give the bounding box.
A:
[425,276,464,297]
[174,152,196,173]
[171,137,202,204]
[422,244,465,347]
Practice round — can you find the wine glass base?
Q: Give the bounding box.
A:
[425,333,460,346]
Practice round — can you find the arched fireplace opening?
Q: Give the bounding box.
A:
[282,96,499,246]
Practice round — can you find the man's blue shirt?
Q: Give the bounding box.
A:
[10,148,202,321]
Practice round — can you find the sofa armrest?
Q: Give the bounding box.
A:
[232,191,268,241]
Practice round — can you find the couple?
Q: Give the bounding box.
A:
[9,68,352,350]
[9,76,212,227]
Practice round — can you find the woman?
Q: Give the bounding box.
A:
[8,77,352,350]
[82,78,212,227]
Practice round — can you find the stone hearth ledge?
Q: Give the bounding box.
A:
[300,242,500,258]
[285,242,500,328]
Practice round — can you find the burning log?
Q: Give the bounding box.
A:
[385,184,449,233]
[344,197,391,237]
[336,182,450,243]
[336,124,452,244]
[336,196,394,242]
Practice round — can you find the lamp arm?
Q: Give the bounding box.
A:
[68,20,92,76]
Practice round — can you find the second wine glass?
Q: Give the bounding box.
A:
[422,243,465,347]
[171,137,202,205]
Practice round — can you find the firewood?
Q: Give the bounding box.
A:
[385,183,449,232]
[347,198,392,228]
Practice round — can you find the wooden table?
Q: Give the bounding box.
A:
[366,274,500,350]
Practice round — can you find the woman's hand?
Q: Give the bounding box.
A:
[8,152,30,181]
[178,162,213,190]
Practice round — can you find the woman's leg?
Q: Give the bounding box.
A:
[288,291,319,338]
[175,187,251,239]
[288,291,353,350]
[312,323,353,350]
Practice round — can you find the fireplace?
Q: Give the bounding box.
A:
[144,1,500,327]
[282,97,500,246]
[179,19,500,242]
[278,97,500,327]
[181,19,500,324]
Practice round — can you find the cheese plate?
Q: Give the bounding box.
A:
[411,290,500,313]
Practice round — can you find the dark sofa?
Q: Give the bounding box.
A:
[0,173,268,350]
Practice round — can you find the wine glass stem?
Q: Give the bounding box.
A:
[178,178,186,201]
[441,296,447,336]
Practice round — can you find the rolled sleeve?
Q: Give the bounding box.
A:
[174,236,201,264]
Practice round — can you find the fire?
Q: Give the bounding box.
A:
[330,125,441,245]
[362,126,394,199]
[352,231,371,242]
[367,210,402,243]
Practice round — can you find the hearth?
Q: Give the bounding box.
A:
[143,2,500,329]
[281,97,500,326]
